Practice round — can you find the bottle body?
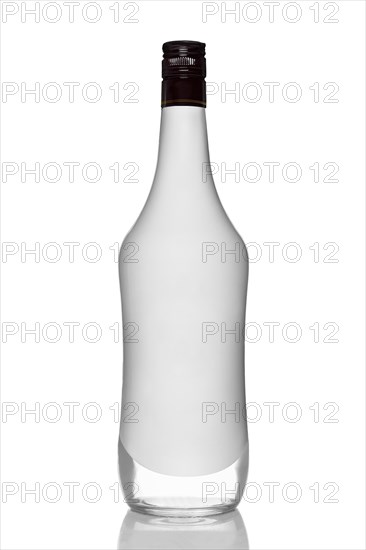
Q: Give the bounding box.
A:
[119,106,248,516]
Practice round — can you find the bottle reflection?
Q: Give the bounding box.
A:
[118,509,249,549]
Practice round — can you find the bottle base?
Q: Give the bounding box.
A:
[128,498,238,518]
[118,438,248,517]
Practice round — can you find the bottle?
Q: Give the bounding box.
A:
[119,40,249,517]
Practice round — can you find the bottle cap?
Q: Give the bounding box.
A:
[162,41,206,79]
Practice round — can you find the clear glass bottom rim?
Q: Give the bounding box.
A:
[128,498,239,517]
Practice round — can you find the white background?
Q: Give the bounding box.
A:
[1,1,365,549]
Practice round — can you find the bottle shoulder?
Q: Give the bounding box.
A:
[121,213,248,269]
[124,181,243,236]
[122,205,245,246]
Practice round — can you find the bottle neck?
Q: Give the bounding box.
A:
[161,77,206,108]
[154,106,211,183]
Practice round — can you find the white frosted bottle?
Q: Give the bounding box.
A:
[119,41,249,517]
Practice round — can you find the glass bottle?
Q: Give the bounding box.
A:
[119,40,249,517]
